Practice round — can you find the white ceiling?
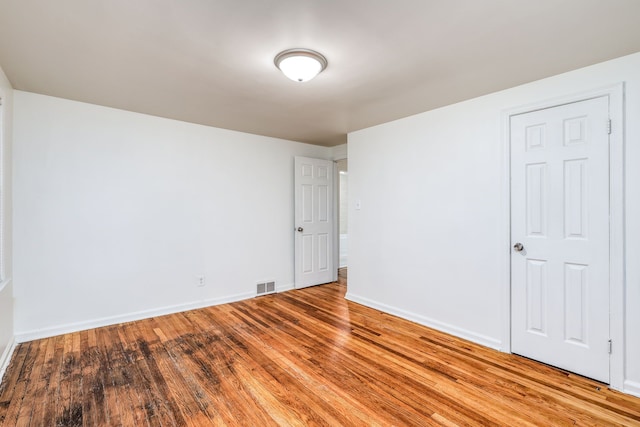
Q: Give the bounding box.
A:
[1,1,639,146]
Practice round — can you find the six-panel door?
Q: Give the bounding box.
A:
[510,96,610,383]
[294,156,334,289]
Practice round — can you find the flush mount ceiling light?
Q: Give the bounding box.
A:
[274,48,328,82]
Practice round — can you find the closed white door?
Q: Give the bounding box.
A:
[294,156,334,289]
[510,96,610,383]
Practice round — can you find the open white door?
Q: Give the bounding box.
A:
[294,156,334,289]
[510,96,610,383]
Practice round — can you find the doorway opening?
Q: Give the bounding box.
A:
[294,156,335,289]
[336,159,348,283]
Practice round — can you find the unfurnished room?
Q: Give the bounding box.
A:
[0,1,640,426]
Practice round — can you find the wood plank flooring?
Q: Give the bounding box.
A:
[1,279,639,426]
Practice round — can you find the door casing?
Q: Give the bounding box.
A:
[500,83,625,391]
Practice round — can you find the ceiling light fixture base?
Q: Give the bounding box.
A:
[274,48,328,82]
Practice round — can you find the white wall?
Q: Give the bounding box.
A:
[347,52,640,396]
[13,91,330,340]
[0,64,14,378]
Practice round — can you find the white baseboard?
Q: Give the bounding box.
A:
[345,292,502,351]
[277,283,295,293]
[0,336,17,385]
[15,291,257,343]
[623,380,640,398]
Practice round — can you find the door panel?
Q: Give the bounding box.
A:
[526,163,547,237]
[295,156,334,289]
[564,263,588,345]
[564,159,588,238]
[511,96,610,383]
[526,259,547,336]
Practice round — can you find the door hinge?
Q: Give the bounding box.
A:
[608,339,612,354]
[607,119,612,135]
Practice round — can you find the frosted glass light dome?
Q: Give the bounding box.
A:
[275,49,327,82]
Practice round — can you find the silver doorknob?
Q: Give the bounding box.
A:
[297,227,304,232]
[513,242,524,252]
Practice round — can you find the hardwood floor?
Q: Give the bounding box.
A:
[1,280,639,426]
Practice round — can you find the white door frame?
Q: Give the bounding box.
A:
[500,83,625,391]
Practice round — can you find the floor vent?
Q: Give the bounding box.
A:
[257,281,276,296]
